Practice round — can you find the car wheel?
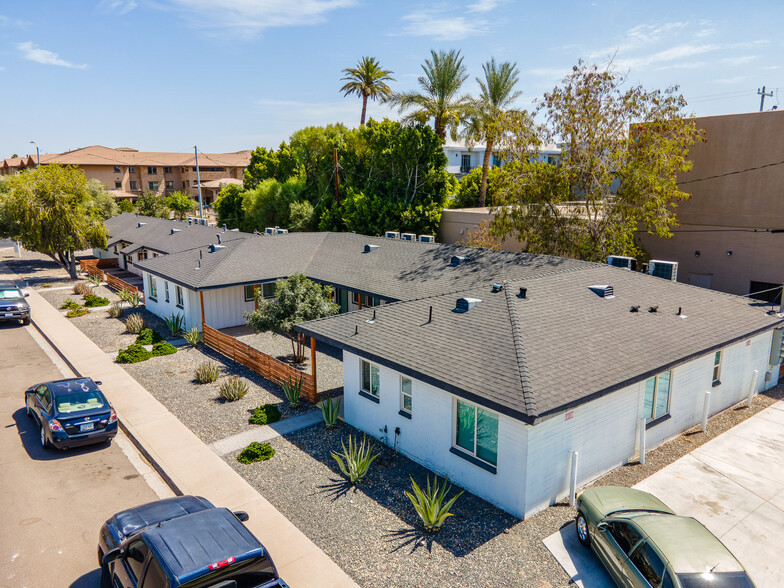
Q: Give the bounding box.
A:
[22,317,30,326]
[40,425,50,449]
[99,562,111,588]
[576,511,591,547]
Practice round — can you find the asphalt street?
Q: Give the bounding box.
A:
[0,322,166,587]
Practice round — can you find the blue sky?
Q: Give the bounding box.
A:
[1,1,781,157]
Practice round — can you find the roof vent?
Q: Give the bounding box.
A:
[137,222,147,228]
[364,244,380,253]
[400,233,416,241]
[216,234,222,244]
[518,287,527,299]
[385,231,400,239]
[630,305,640,313]
[222,224,227,232]
[454,297,481,313]
[589,285,614,298]
[208,244,226,253]
[170,228,181,235]
[265,227,275,235]
[649,306,658,313]
[492,283,503,293]
[276,228,288,235]
[450,255,467,266]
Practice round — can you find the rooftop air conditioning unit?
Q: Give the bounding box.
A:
[385,231,400,239]
[607,255,637,271]
[418,235,435,243]
[648,260,678,281]
[400,233,415,241]
[275,228,288,235]
[264,227,276,235]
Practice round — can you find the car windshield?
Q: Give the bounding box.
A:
[0,289,22,299]
[55,391,106,414]
[678,572,755,588]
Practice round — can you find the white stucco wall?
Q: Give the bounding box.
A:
[141,272,202,332]
[92,247,115,260]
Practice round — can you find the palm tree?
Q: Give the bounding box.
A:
[340,57,395,126]
[463,58,522,207]
[387,49,471,141]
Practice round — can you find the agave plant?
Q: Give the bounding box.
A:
[219,377,248,401]
[181,327,201,347]
[107,302,125,318]
[87,274,102,288]
[281,376,303,409]
[164,313,184,336]
[118,289,141,307]
[331,435,379,484]
[195,361,220,383]
[405,475,464,533]
[319,396,341,429]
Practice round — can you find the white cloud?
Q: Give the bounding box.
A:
[586,21,688,62]
[613,43,721,71]
[720,55,759,66]
[467,0,504,13]
[714,76,745,85]
[763,65,781,70]
[98,0,138,15]
[399,9,488,41]
[0,14,28,28]
[254,98,396,133]
[17,42,88,69]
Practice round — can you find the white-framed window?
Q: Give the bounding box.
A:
[352,291,360,306]
[261,283,275,298]
[244,285,255,302]
[454,399,498,466]
[164,281,170,303]
[712,351,722,386]
[175,285,184,307]
[137,250,147,261]
[360,359,380,398]
[147,274,157,299]
[400,376,412,415]
[643,371,672,421]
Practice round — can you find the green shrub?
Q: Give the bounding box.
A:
[87,275,102,288]
[108,302,125,318]
[41,283,52,288]
[135,328,163,345]
[84,293,110,307]
[118,289,141,307]
[195,361,220,383]
[237,441,275,464]
[182,327,201,347]
[66,307,90,318]
[320,396,341,429]
[164,313,185,336]
[331,435,379,484]
[248,404,282,425]
[219,377,248,401]
[60,298,81,310]
[282,376,302,409]
[124,313,146,334]
[73,281,91,296]
[405,475,464,533]
[116,343,153,364]
[152,341,177,356]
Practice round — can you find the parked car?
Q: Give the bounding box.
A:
[0,280,30,325]
[25,377,117,449]
[99,495,288,588]
[576,486,755,587]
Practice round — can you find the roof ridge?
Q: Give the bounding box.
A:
[503,280,537,417]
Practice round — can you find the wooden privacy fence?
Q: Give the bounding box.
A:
[105,273,144,299]
[202,324,318,404]
[80,258,143,299]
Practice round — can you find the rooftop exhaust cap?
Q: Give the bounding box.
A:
[137,222,147,228]
[170,228,181,235]
[589,285,614,298]
[454,297,481,313]
[450,255,467,266]
[209,243,226,253]
[518,287,527,299]
[364,244,380,253]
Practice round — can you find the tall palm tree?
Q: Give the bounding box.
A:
[463,58,522,207]
[387,49,471,140]
[340,56,395,126]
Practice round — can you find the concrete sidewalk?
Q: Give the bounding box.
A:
[4,262,357,588]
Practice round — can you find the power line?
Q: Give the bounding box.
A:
[677,158,784,186]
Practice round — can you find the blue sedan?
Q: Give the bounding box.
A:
[25,377,118,449]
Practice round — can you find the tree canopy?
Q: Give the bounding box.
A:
[165,190,197,220]
[340,56,395,126]
[134,192,170,218]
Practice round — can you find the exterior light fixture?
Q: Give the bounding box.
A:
[695,250,700,257]
[727,251,733,256]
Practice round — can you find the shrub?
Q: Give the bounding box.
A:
[281,376,302,409]
[248,404,282,425]
[84,293,110,307]
[320,396,341,429]
[66,307,90,318]
[182,327,201,347]
[405,475,464,533]
[135,328,163,345]
[195,361,220,383]
[124,313,146,334]
[118,289,141,307]
[73,282,91,296]
[331,435,379,484]
[219,377,248,401]
[60,298,81,310]
[87,275,102,288]
[164,313,184,336]
[41,283,52,288]
[108,302,125,318]
[237,441,275,464]
[116,343,153,364]
[152,341,177,356]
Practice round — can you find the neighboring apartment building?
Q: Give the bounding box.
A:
[0,145,251,203]
[443,143,561,177]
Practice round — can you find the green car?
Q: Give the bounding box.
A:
[575,487,755,588]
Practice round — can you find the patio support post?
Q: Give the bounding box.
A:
[701,391,711,432]
[747,369,759,407]
[199,291,205,328]
[569,451,578,506]
[254,285,258,311]
[310,336,317,398]
[639,417,646,465]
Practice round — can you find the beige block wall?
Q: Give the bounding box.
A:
[439,208,525,252]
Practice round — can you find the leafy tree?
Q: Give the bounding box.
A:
[118,199,135,213]
[241,177,305,233]
[463,58,522,206]
[457,219,501,250]
[244,274,338,362]
[166,190,197,220]
[289,124,348,200]
[0,165,108,278]
[289,200,315,231]
[387,49,470,140]
[451,166,502,208]
[214,183,245,229]
[135,192,170,218]
[492,62,702,261]
[243,143,297,189]
[85,179,119,218]
[340,56,395,126]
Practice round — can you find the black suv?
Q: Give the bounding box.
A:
[0,280,30,325]
[99,496,288,588]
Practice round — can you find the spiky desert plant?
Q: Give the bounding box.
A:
[320,396,341,429]
[405,475,464,533]
[164,313,184,336]
[181,327,201,346]
[87,274,102,288]
[118,289,142,307]
[281,376,303,409]
[195,361,220,383]
[108,302,125,318]
[124,312,146,334]
[219,377,248,401]
[331,435,379,484]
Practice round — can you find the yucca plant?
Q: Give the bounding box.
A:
[73,281,91,296]
[87,274,102,288]
[124,312,146,334]
[405,475,464,533]
[281,376,303,409]
[320,396,341,429]
[108,302,125,318]
[181,327,201,347]
[331,435,379,484]
[164,313,184,336]
[119,289,141,307]
[195,361,220,383]
[219,377,248,401]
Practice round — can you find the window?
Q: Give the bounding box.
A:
[130,181,137,190]
[129,166,135,173]
[164,281,169,303]
[244,285,256,302]
[164,166,173,174]
[147,274,157,299]
[137,250,147,261]
[165,180,174,189]
[608,521,644,555]
[400,376,412,415]
[360,359,380,398]
[124,539,149,581]
[148,181,159,190]
[454,399,498,466]
[175,285,184,307]
[643,371,671,421]
[147,166,158,174]
[352,291,360,306]
[712,350,722,386]
[362,295,378,308]
[629,542,666,587]
[261,282,275,298]
[460,154,471,173]
[114,182,122,189]
[113,165,121,173]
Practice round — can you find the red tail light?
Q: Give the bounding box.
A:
[208,556,235,571]
[108,410,117,424]
[49,419,62,432]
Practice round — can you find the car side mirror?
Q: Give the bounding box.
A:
[94,381,103,386]
[233,511,249,522]
[102,547,122,565]
[596,522,608,532]
[24,293,30,297]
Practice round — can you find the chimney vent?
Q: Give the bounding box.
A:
[137,222,147,228]
[649,306,658,313]
[170,228,181,235]
[589,285,614,298]
[363,244,380,253]
[222,224,227,232]
[454,297,481,313]
[630,305,640,313]
[492,283,503,293]
[518,287,527,299]
[217,234,222,244]
[450,255,467,266]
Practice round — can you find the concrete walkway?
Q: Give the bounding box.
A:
[3,261,357,588]
[210,408,326,456]
[544,400,784,588]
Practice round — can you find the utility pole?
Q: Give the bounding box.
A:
[758,86,774,112]
[333,147,340,205]
[29,141,39,165]
[194,146,203,219]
